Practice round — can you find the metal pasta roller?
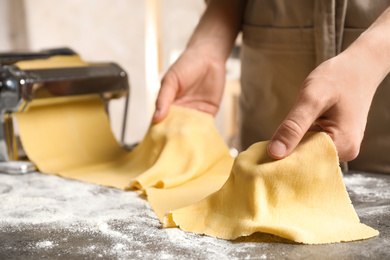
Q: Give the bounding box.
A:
[0,48,129,174]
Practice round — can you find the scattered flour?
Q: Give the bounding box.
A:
[0,171,389,259]
[0,172,271,259]
[344,173,390,200]
[35,240,54,249]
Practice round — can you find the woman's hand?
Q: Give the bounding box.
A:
[268,33,390,162]
[153,42,226,123]
[268,52,379,162]
[153,0,247,123]
[268,6,390,162]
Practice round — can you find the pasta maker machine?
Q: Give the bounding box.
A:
[0,48,129,174]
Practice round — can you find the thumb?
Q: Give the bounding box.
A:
[152,74,178,123]
[268,94,322,159]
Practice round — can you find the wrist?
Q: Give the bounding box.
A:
[185,0,246,62]
[346,7,390,81]
[342,28,390,93]
[186,36,231,63]
[358,31,390,76]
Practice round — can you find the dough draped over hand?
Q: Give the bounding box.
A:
[164,132,379,244]
[128,106,232,189]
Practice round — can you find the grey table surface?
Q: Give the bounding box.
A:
[0,170,389,260]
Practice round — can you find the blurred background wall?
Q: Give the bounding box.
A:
[0,0,240,147]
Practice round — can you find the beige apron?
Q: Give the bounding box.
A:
[240,0,390,173]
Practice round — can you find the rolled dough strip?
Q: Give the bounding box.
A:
[164,132,379,244]
[15,97,136,188]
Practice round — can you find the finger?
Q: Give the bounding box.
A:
[153,74,178,123]
[268,92,324,159]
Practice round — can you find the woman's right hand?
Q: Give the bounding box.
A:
[153,42,226,123]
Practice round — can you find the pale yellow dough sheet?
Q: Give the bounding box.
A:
[127,105,232,189]
[146,155,233,221]
[15,97,134,188]
[16,55,89,69]
[164,132,379,244]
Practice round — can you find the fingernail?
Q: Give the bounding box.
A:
[269,140,286,158]
[153,109,161,119]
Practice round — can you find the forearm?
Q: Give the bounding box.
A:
[187,0,247,62]
[342,6,390,91]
